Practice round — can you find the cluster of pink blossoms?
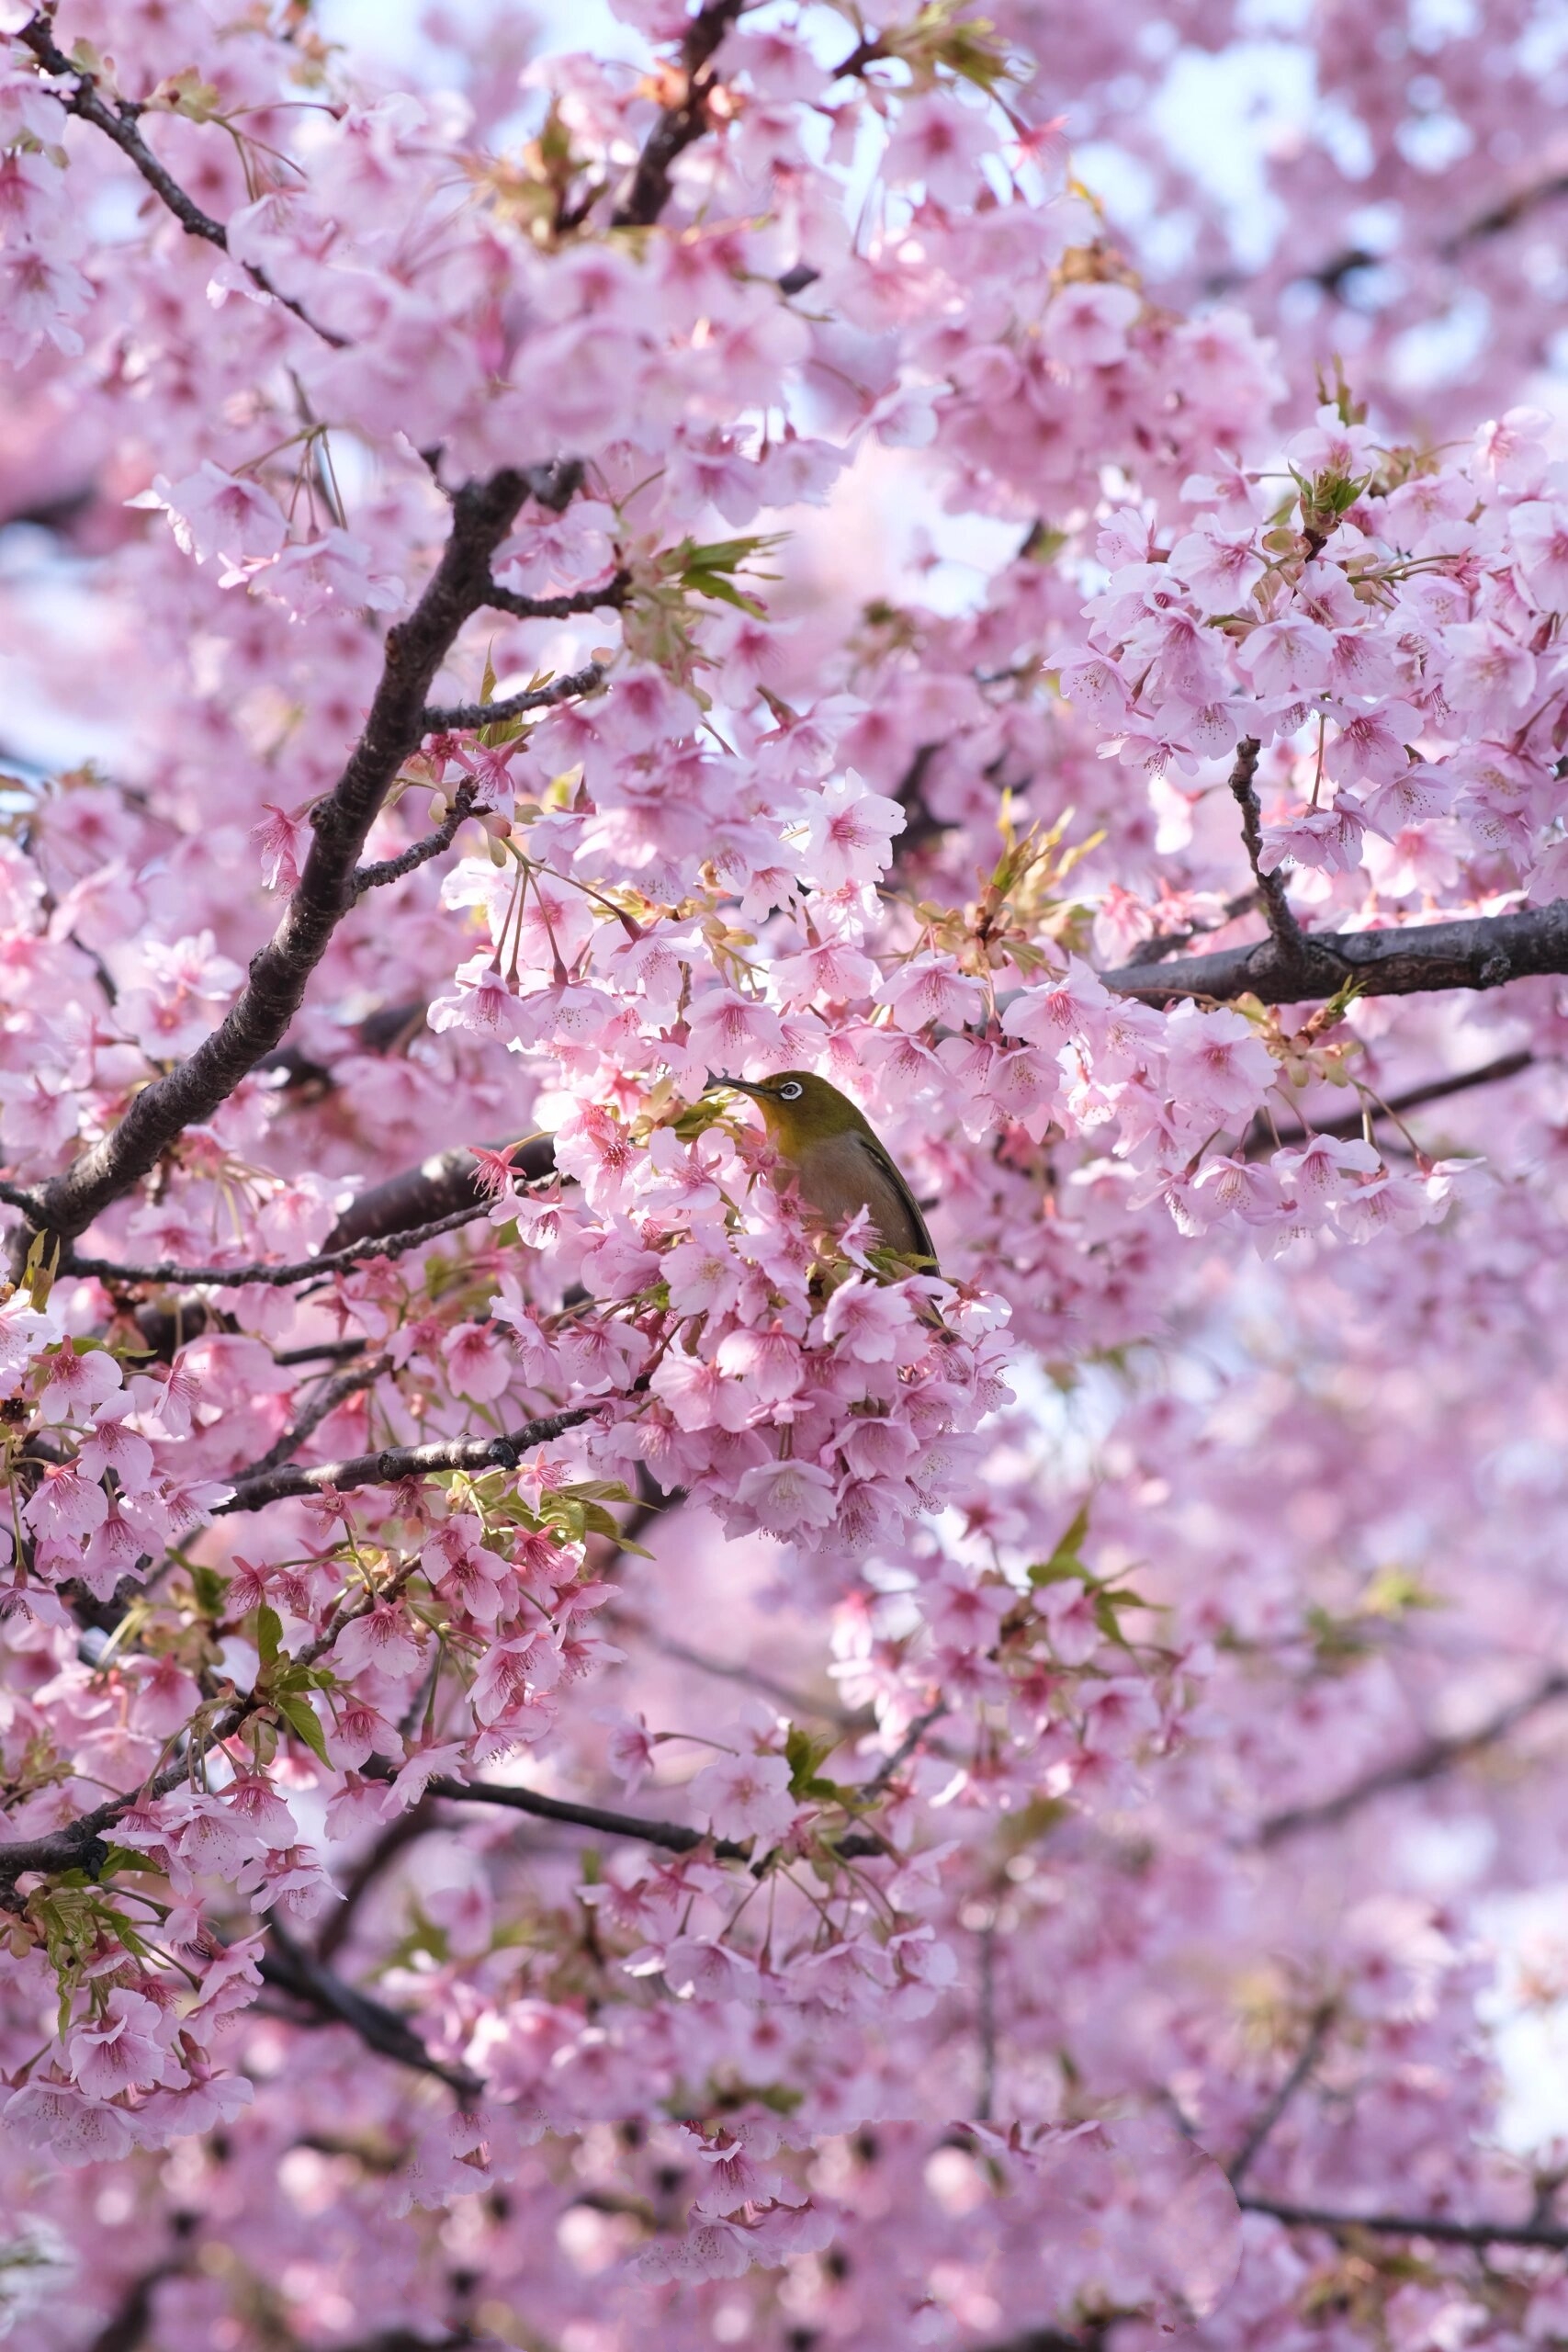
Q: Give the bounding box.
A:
[0,0,1566,2346]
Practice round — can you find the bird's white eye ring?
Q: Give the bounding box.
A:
[778,1080,804,1101]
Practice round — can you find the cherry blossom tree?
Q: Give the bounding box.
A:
[3,0,1568,2345]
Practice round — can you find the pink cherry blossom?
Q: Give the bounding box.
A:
[2,5,1568,2342]
[685,1749,798,1844]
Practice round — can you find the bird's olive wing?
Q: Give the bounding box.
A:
[853,1130,938,1270]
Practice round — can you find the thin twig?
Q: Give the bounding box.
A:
[321,1137,556,1256]
[1122,890,1260,968]
[0,1566,430,1883]
[1258,1670,1568,1845]
[17,15,344,345]
[483,569,630,622]
[315,1801,436,1966]
[231,1351,394,1484]
[65,1200,494,1290]
[1227,737,1308,970]
[1252,1050,1534,1156]
[642,1629,860,1726]
[860,1701,946,1805]
[1239,2194,1568,2251]
[352,781,482,899]
[215,1405,596,1513]
[422,658,605,733]
[1227,2002,1335,2188]
[400,1766,886,1864]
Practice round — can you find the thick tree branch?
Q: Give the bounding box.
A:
[611,0,749,228]
[85,2261,188,2352]
[215,1405,597,1513]
[1258,1669,1568,1845]
[17,14,344,346]
[1238,2194,1568,2251]
[1101,899,1568,1007]
[422,658,605,732]
[30,470,585,1250]
[66,1202,494,1290]
[262,1919,479,2098]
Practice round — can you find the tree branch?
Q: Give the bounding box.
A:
[1,1568,437,1883]
[482,568,629,622]
[315,1801,436,1965]
[28,470,592,1250]
[320,1139,557,1256]
[1257,1670,1568,1845]
[860,1701,945,1804]
[65,1201,495,1290]
[1101,899,1568,1008]
[1227,2002,1335,2188]
[261,1918,479,2098]
[402,1766,885,1863]
[85,2261,187,2352]
[640,1626,860,1726]
[421,658,605,732]
[1226,738,1308,972]
[17,14,344,346]
[1238,2194,1568,2251]
[1253,1050,1534,1156]
[351,781,482,899]
[1303,173,1568,295]
[230,1351,394,1484]
[611,0,749,228]
[214,1405,597,1513]
[1122,890,1259,968]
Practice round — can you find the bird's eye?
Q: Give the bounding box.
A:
[778,1080,804,1101]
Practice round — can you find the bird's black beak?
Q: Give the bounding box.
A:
[705,1070,765,1099]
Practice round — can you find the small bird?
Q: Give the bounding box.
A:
[705,1069,939,1273]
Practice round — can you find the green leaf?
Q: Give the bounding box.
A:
[784,1723,840,1797]
[255,1603,283,1670]
[1092,1591,1131,1647]
[189,1562,230,1619]
[95,1846,160,1878]
[1028,1500,1090,1587]
[274,1690,331,1766]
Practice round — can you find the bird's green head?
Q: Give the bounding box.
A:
[704,1069,867,1153]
